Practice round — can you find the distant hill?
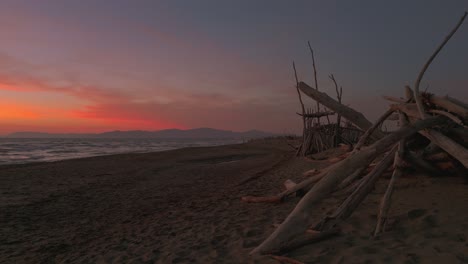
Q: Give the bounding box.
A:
[4,128,277,139]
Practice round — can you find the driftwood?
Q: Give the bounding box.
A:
[308,41,321,116]
[316,145,398,231]
[298,82,383,138]
[245,13,467,261]
[353,108,395,151]
[284,179,297,190]
[413,12,467,119]
[251,116,447,254]
[429,95,468,121]
[419,130,468,168]
[374,113,407,235]
[296,111,335,118]
[382,95,407,103]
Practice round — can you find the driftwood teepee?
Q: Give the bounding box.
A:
[294,46,364,156]
[243,11,468,259]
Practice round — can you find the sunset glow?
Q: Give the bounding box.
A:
[0,1,467,135]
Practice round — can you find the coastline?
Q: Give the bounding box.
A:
[1,139,467,263]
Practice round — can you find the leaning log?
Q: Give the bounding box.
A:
[316,145,398,231]
[353,108,395,151]
[374,112,407,235]
[298,82,384,139]
[429,95,468,121]
[419,130,468,168]
[251,116,447,255]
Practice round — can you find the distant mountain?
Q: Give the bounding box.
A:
[4,128,277,139]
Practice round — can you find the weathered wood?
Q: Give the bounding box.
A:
[405,85,414,100]
[330,74,344,147]
[296,111,335,118]
[428,109,465,126]
[374,150,403,235]
[298,82,383,138]
[303,168,320,177]
[337,166,366,190]
[251,116,447,255]
[317,145,398,231]
[308,41,321,117]
[429,95,468,121]
[382,95,406,103]
[353,108,395,151]
[284,179,297,190]
[413,12,468,119]
[293,61,307,147]
[374,112,407,235]
[390,103,420,119]
[419,130,468,168]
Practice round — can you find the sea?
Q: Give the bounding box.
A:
[0,138,242,165]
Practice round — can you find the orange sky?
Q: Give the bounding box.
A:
[0,1,467,135]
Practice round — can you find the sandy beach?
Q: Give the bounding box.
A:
[1,139,467,263]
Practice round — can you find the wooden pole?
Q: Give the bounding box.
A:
[413,12,467,119]
[308,41,321,124]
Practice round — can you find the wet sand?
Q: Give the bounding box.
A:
[1,139,467,263]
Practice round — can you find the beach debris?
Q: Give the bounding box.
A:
[246,11,468,257]
[302,168,319,177]
[293,52,364,156]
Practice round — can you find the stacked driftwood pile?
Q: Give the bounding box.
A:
[243,12,468,261]
[294,44,364,156]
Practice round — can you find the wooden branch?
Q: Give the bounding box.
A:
[298,82,383,138]
[374,112,407,236]
[429,95,468,121]
[251,116,447,255]
[330,74,343,147]
[337,166,366,190]
[428,109,465,126]
[405,85,414,100]
[353,108,395,151]
[293,61,306,138]
[296,111,335,118]
[284,179,297,190]
[390,103,421,119]
[308,41,321,116]
[382,95,407,103]
[419,130,468,168]
[317,145,398,231]
[374,150,403,235]
[413,12,468,119]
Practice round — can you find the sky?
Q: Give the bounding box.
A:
[0,0,467,135]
